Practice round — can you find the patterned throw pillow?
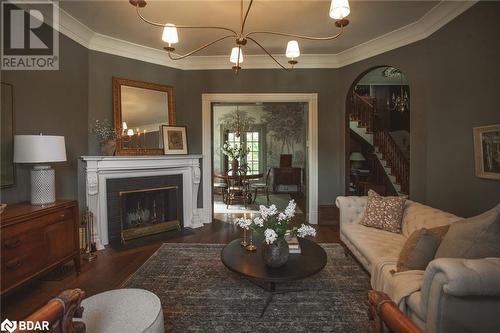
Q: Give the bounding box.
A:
[359,190,407,233]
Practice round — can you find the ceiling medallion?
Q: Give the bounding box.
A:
[129,0,350,72]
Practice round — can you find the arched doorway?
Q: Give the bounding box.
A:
[345,66,410,196]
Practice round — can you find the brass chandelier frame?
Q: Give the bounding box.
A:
[129,0,349,71]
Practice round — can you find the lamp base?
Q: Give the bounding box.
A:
[31,165,56,206]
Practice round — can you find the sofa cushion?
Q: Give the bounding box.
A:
[401,201,461,238]
[435,204,500,259]
[397,225,450,272]
[359,190,407,233]
[341,223,407,270]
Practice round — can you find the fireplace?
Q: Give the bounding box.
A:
[119,185,180,242]
[107,174,183,248]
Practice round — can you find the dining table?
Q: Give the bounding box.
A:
[213,172,264,204]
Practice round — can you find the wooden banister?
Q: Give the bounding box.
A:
[14,289,86,333]
[349,92,377,133]
[368,290,423,333]
[373,129,409,194]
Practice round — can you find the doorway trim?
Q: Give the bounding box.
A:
[201,93,318,224]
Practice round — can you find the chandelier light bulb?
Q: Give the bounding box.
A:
[162,23,178,44]
[330,0,350,20]
[286,40,300,59]
[230,47,244,64]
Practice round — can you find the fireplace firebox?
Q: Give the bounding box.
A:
[119,186,180,242]
[107,174,183,248]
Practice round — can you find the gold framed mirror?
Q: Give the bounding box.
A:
[113,77,175,155]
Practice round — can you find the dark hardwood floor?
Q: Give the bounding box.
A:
[1,218,339,321]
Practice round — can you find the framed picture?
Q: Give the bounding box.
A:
[473,124,500,180]
[161,125,188,155]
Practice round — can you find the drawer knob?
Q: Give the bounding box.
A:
[4,239,21,249]
[6,259,22,270]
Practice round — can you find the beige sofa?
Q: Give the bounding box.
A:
[336,196,500,333]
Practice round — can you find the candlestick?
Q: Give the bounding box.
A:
[246,229,257,251]
[240,228,249,247]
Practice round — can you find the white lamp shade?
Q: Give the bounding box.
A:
[162,23,178,44]
[349,152,365,161]
[14,135,67,163]
[230,47,243,64]
[127,129,134,136]
[122,121,128,130]
[330,0,350,19]
[286,40,300,59]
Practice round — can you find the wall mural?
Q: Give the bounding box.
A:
[213,103,307,175]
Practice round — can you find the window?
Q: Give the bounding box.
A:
[224,129,263,175]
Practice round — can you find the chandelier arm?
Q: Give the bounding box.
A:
[167,35,236,60]
[245,23,344,41]
[135,4,238,35]
[241,0,254,35]
[247,37,291,71]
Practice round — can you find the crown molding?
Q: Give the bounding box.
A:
[53,1,477,70]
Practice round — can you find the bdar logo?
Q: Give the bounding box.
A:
[0,319,17,333]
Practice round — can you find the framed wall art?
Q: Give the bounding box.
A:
[473,124,500,180]
[161,125,188,155]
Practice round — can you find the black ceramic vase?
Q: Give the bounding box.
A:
[261,237,289,268]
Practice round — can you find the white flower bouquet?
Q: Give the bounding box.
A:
[235,200,316,245]
[221,141,249,160]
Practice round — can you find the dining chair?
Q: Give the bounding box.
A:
[250,168,272,205]
[213,176,228,203]
[226,168,249,209]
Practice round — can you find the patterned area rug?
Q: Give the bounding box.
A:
[124,243,370,332]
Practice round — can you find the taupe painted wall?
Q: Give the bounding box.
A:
[1,34,88,203]
[2,2,499,217]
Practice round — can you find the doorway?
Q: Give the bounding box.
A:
[201,94,318,225]
[345,66,410,196]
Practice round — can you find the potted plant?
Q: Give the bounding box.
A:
[90,119,117,156]
[221,141,249,175]
[235,200,316,267]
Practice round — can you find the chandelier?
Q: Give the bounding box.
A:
[384,67,409,113]
[129,0,351,71]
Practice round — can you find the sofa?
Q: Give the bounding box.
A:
[336,196,500,333]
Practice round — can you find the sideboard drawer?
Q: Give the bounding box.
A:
[38,207,75,225]
[1,229,45,261]
[1,241,47,288]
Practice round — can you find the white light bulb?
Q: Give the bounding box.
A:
[162,23,178,44]
[230,47,244,64]
[286,40,300,59]
[329,0,350,20]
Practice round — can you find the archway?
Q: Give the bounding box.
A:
[345,66,410,196]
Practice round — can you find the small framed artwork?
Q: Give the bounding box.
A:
[161,125,188,155]
[473,124,500,180]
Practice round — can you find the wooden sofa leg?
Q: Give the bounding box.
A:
[340,241,349,258]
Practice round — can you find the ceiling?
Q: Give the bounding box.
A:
[60,0,441,57]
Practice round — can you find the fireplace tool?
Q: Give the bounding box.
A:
[82,207,97,261]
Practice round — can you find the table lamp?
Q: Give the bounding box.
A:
[349,152,366,170]
[13,134,67,206]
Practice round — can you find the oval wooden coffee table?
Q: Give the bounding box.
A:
[221,237,327,317]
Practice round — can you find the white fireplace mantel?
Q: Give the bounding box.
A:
[81,155,203,250]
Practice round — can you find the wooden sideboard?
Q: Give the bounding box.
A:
[1,200,80,296]
[272,167,303,193]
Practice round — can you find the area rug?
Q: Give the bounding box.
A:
[213,193,303,214]
[123,243,370,332]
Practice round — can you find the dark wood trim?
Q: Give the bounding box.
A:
[112,76,176,156]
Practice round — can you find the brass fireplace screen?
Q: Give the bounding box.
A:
[119,185,180,242]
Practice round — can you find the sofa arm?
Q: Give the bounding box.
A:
[423,258,500,298]
[335,196,367,226]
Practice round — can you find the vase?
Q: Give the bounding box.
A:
[101,139,116,156]
[261,237,289,268]
[231,159,239,175]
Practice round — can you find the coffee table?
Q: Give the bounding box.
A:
[221,237,327,317]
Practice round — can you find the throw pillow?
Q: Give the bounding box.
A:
[396,225,450,272]
[359,190,407,233]
[435,203,500,259]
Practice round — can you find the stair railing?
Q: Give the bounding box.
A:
[373,129,409,194]
[349,92,377,133]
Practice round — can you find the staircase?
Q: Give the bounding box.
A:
[348,92,409,195]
